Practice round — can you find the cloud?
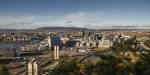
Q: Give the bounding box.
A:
[0,11,149,29]
[0,12,97,29]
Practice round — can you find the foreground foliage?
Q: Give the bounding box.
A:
[0,65,10,75]
[49,37,150,75]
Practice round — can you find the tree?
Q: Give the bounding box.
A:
[0,65,10,75]
[112,36,141,63]
[144,30,150,49]
[145,41,150,49]
[50,58,82,75]
[83,55,135,75]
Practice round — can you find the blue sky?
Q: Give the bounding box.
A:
[0,0,150,29]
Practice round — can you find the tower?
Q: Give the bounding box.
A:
[93,42,96,47]
[54,46,59,59]
[54,46,57,59]
[80,43,83,47]
[48,36,51,50]
[82,29,85,38]
[27,59,38,75]
[28,62,32,75]
[75,42,79,48]
[56,46,59,59]
[86,42,90,47]
[88,31,92,41]
[33,62,38,75]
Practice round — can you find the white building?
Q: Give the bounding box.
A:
[48,36,51,50]
[98,35,113,48]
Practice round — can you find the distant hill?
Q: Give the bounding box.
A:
[0,27,90,32]
[36,27,89,32]
[0,26,149,32]
[0,29,33,32]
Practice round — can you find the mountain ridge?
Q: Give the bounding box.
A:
[0,26,149,32]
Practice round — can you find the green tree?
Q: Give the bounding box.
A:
[50,58,82,75]
[83,55,135,75]
[0,65,10,75]
[146,30,150,48]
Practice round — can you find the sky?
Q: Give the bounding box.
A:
[0,0,150,29]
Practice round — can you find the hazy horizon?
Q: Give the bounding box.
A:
[0,0,150,29]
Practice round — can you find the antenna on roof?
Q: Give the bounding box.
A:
[138,24,140,32]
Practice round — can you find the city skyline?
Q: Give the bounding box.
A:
[0,0,150,29]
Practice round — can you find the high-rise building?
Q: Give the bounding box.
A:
[51,36,61,49]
